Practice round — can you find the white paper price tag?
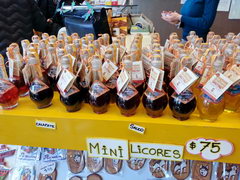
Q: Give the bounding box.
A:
[40,162,56,175]
[156,69,165,91]
[186,138,234,161]
[117,69,130,92]
[132,61,145,82]
[57,69,75,92]
[148,67,160,92]
[224,65,240,84]
[102,60,118,81]
[170,67,198,94]
[203,73,233,100]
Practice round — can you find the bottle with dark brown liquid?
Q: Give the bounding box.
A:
[28,54,54,109]
[116,60,140,116]
[0,55,19,109]
[60,85,83,112]
[169,89,196,120]
[89,56,110,114]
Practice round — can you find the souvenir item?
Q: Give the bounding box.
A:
[149,160,168,178]
[42,148,66,162]
[192,161,213,180]
[127,158,146,170]
[17,146,41,161]
[104,159,122,174]
[217,163,240,180]
[38,162,57,180]
[87,174,102,180]
[87,156,103,173]
[67,150,85,174]
[171,160,191,180]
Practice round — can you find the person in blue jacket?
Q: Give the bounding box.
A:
[162,0,220,41]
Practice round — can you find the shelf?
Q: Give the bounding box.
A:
[0,92,240,163]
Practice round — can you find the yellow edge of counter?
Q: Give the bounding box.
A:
[0,92,239,163]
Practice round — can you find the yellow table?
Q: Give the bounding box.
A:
[0,92,240,163]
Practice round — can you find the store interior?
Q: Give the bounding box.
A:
[0,0,240,179]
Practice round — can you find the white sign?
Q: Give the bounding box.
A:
[117,69,130,93]
[36,120,56,130]
[87,138,129,160]
[130,142,184,161]
[218,0,231,11]
[229,0,240,19]
[128,124,145,134]
[57,69,75,92]
[202,73,233,100]
[102,60,118,81]
[170,67,198,94]
[186,138,234,161]
[40,162,56,175]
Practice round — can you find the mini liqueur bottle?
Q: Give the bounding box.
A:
[116,59,140,117]
[7,43,29,97]
[21,39,30,62]
[197,59,225,121]
[142,60,168,118]
[59,55,83,112]
[28,53,54,109]
[89,55,110,114]
[0,55,19,109]
[169,66,197,121]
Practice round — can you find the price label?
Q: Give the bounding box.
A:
[40,162,56,175]
[102,60,118,81]
[186,138,234,161]
[170,67,198,94]
[202,73,233,100]
[117,69,130,93]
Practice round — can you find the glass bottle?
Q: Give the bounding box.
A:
[224,83,240,112]
[197,92,225,122]
[169,89,197,120]
[89,55,110,114]
[59,55,83,112]
[7,43,29,97]
[0,55,19,109]
[28,55,54,109]
[116,60,140,117]
[142,60,168,118]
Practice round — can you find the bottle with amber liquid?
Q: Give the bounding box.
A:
[89,55,110,114]
[58,55,83,112]
[28,54,54,109]
[169,89,196,120]
[142,60,168,118]
[197,92,225,122]
[7,43,29,97]
[0,55,19,109]
[116,60,140,117]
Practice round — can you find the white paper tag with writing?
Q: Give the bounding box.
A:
[8,59,14,78]
[132,61,145,82]
[36,120,56,130]
[40,162,56,175]
[224,65,240,84]
[102,60,118,81]
[148,67,160,92]
[170,67,198,94]
[128,124,145,134]
[130,142,183,161]
[57,69,75,92]
[156,69,165,91]
[117,69,130,93]
[87,138,129,160]
[203,73,233,100]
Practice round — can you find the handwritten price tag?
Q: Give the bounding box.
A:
[186,138,234,161]
[40,162,56,175]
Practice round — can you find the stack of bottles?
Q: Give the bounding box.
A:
[0,31,239,122]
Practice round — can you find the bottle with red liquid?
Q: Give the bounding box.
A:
[27,53,54,109]
[7,43,29,97]
[0,55,19,109]
[142,60,168,118]
[89,55,110,114]
[116,60,140,116]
